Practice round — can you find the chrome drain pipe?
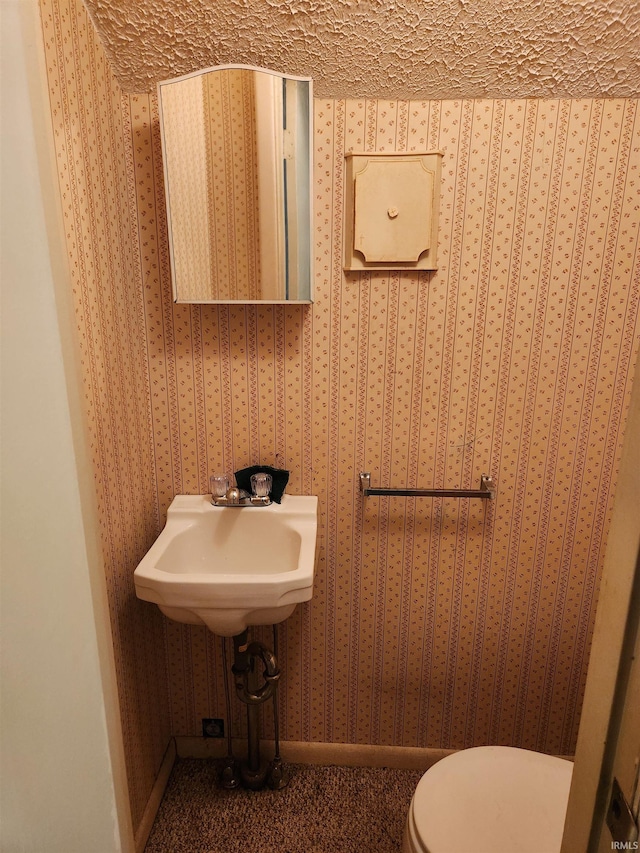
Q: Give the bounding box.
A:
[231,630,281,790]
[220,637,241,789]
[268,624,289,789]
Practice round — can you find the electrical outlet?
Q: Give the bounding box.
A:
[202,718,224,738]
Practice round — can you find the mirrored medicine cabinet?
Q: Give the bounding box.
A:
[158,65,313,303]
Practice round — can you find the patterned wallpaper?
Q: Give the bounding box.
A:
[203,68,261,300]
[41,0,640,839]
[127,93,640,756]
[160,68,262,301]
[159,73,213,301]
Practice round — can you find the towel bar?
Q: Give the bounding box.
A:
[359,472,495,500]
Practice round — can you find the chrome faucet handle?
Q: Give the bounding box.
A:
[250,472,272,498]
[210,473,229,498]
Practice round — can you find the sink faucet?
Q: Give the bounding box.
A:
[210,472,273,507]
[211,486,271,507]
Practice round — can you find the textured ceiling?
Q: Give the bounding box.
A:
[82,0,640,98]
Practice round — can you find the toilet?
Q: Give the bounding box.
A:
[403,746,573,853]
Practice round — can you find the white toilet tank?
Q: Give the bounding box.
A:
[403,746,573,853]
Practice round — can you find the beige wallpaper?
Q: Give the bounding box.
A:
[41,0,640,838]
[203,68,261,300]
[127,93,640,755]
[159,73,213,301]
[160,68,262,301]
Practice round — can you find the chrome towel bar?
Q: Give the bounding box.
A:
[359,472,496,500]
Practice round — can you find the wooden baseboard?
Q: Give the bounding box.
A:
[135,739,176,853]
[174,737,454,771]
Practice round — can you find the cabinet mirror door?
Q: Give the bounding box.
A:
[158,65,312,303]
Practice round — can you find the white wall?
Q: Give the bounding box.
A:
[0,2,132,850]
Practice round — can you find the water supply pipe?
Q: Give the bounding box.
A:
[232,631,280,789]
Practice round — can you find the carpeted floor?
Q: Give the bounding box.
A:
[145,759,423,852]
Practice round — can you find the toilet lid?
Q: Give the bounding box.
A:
[410,746,573,853]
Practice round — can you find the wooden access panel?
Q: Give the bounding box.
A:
[344,151,443,271]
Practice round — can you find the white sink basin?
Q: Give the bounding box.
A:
[134,494,318,636]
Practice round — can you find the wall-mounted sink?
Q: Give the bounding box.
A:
[134,494,318,636]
